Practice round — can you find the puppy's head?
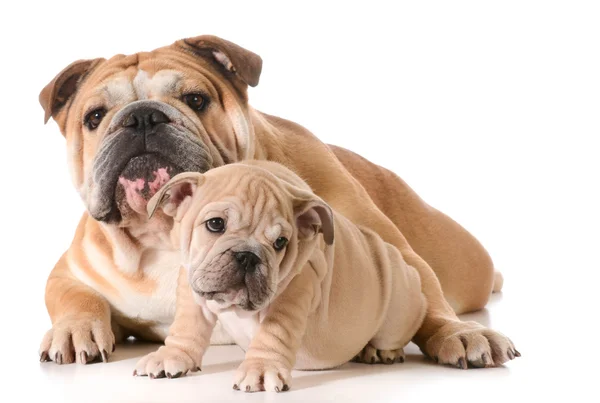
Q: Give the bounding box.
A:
[147,163,334,311]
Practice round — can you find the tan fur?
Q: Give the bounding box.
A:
[135,162,428,390]
[38,34,518,370]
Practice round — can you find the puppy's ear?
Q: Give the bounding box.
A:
[147,172,205,219]
[179,35,262,87]
[39,58,105,127]
[294,196,335,245]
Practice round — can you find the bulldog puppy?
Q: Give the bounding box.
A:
[133,161,430,391]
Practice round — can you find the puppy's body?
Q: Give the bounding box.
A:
[215,169,425,370]
[135,161,425,389]
[291,217,426,370]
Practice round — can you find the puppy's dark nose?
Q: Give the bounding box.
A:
[234,251,260,273]
[121,107,170,133]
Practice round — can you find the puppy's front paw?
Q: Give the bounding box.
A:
[39,315,115,365]
[233,359,291,393]
[425,321,520,369]
[134,346,200,379]
[352,343,405,365]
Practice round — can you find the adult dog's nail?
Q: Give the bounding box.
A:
[370,356,375,364]
[112,344,116,353]
[171,371,183,379]
[149,373,155,379]
[39,351,49,362]
[282,384,290,392]
[233,384,239,390]
[482,353,490,366]
[385,358,393,364]
[507,350,515,360]
[80,351,88,364]
[157,370,166,379]
[457,357,467,369]
[101,349,108,363]
[55,352,63,365]
[245,385,251,392]
[275,386,281,393]
[433,356,439,363]
[399,356,405,363]
[514,349,521,357]
[133,370,137,376]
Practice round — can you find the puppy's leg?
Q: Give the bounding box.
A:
[352,344,405,365]
[355,245,427,366]
[39,254,115,365]
[134,268,216,379]
[234,267,316,393]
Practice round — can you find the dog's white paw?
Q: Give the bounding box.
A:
[233,359,291,393]
[424,320,520,369]
[352,343,405,365]
[134,346,200,379]
[39,315,115,365]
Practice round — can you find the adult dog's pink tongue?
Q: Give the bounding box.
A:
[118,167,170,215]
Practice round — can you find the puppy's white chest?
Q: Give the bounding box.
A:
[210,306,261,351]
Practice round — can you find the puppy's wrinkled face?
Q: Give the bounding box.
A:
[39,36,262,225]
[184,168,296,311]
[148,163,334,312]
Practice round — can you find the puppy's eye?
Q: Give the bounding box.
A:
[84,108,107,130]
[182,93,208,112]
[273,237,288,251]
[205,217,225,233]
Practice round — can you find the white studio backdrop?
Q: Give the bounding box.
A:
[0,0,598,397]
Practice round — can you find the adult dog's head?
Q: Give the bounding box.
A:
[145,162,335,312]
[39,35,262,225]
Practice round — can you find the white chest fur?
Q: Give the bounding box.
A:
[68,242,181,339]
[206,302,262,351]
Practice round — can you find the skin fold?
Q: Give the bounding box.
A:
[37,34,517,371]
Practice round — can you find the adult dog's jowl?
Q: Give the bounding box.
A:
[38,34,517,369]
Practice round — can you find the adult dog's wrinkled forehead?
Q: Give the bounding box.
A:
[39,35,263,131]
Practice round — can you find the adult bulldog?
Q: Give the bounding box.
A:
[38,34,513,369]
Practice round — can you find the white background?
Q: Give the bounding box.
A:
[1,1,598,402]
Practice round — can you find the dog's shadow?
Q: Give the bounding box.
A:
[290,354,428,391]
[107,339,163,363]
[72,297,501,390]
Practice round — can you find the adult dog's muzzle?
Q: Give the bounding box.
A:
[88,100,213,222]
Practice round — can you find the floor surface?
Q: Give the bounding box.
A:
[8,291,590,403]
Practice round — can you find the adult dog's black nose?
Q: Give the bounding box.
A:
[234,251,261,273]
[121,107,170,133]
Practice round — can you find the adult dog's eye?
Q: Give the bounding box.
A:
[84,108,107,130]
[182,93,208,112]
[206,217,225,233]
[273,237,288,251]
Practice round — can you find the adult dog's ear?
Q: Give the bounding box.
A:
[293,195,335,246]
[179,35,263,87]
[39,58,105,127]
[147,172,206,219]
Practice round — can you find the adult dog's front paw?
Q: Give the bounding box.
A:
[233,358,291,393]
[39,314,115,365]
[424,320,520,369]
[134,346,200,379]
